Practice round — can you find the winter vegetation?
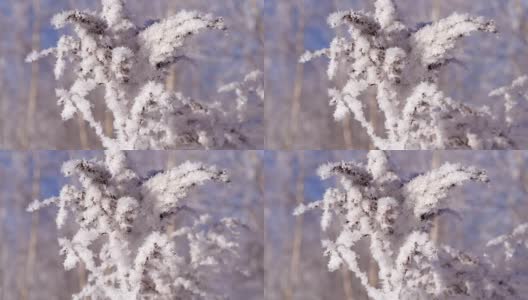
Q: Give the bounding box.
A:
[300,0,527,149]
[0,0,262,149]
[0,151,263,299]
[25,0,264,150]
[293,151,528,299]
[4,151,527,299]
[2,1,528,299]
[218,70,265,147]
[20,6,265,295]
[490,75,528,139]
[265,0,528,149]
[26,150,239,298]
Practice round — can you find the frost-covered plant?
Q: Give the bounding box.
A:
[294,151,527,299]
[301,0,517,149]
[485,223,528,297]
[27,151,241,299]
[218,70,264,147]
[26,0,257,150]
[489,75,528,144]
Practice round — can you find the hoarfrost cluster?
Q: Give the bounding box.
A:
[218,70,264,147]
[489,75,528,144]
[27,151,242,299]
[27,0,260,150]
[301,0,524,149]
[295,150,528,299]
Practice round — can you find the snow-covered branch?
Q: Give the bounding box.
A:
[27,151,242,299]
[295,150,528,299]
[489,75,528,127]
[27,0,260,150]
[300,0,521,149]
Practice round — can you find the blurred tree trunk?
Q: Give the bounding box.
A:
[166,66,177,92]
[284,152,305,300]
[0,83,6,147]
[513,0,527,76]
[0,3,6,147]
[251,0,263,69]
[252,150,265,233]
[288,1,305,150]
[77,115,90,148]
[431,0,441,21]
[249,151,265,291]
[77,256,87,292]
[166,151,177,168]
[104,111,113,140]
[0,155,8,299]
[340,266,355,300]
[367,256,378,292]
[515,0,525,40]
[0,49,5,146]
[20,152,40,300]
[342,115,354,149]
[367,97,378,150]
[24,0,41,149]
